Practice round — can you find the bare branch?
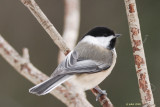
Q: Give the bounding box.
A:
[124,0,155,106]
[20,0,70,55]
[58,0,80,63]
[0,35,93,107]
[91,86,114,107]
[22,48,30,62]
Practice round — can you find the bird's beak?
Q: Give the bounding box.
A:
[115,34,121,38]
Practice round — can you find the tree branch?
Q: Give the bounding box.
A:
[91,86,113,107]
[0,35,92,107]
[58,0,80,63]
[20,0,70,55]
[124,0,155,106]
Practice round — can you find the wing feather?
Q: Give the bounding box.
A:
[51,50,112,77]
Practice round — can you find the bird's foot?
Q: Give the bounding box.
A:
[94,87,107,101]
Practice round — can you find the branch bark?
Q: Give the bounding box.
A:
[0,0,113,106]
[124,0,155,106]
[0,35,92,107]
[20,0,70,55]
[91,86,114,107]
[58,0,80,63]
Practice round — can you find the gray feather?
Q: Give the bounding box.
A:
[29,75,71,95]
[51,42,113,77]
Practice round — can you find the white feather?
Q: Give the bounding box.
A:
[81,35,114,48]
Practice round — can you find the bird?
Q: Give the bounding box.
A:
[29,27,120,99]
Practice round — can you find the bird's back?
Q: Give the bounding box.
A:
[74,42,113,65]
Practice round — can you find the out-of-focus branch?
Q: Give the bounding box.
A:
[58,0,84,104]
[124,0,155,107]
[20,0,70,55]
[0,35,68,106]
[58,0,80,63]
[0,35,93,107]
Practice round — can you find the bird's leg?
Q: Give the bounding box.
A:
[94,87,107,101]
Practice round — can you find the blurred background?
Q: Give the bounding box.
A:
[0,0,160,107]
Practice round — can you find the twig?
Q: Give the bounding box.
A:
[57,0,85,105]
[91,86,114,107]
[124,0,155,106]
[0,35,93,107]
[58,0,80,63]
[22,48,30,62]
[143,35,149,43]
[20,0,70,55]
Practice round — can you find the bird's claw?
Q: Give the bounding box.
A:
[94,87,107,101]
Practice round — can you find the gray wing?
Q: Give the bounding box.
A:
[51,51,112,77]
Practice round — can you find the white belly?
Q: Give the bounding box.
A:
[72,50,117,90]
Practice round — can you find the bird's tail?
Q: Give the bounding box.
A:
[29,75,71,95]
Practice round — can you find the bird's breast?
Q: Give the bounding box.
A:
[73,50,117,91]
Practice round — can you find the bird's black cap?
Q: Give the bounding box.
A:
[83,27,115,38]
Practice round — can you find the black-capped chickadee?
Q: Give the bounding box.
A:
[29,27,120,97]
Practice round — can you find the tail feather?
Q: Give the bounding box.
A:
[29,75,71,95]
